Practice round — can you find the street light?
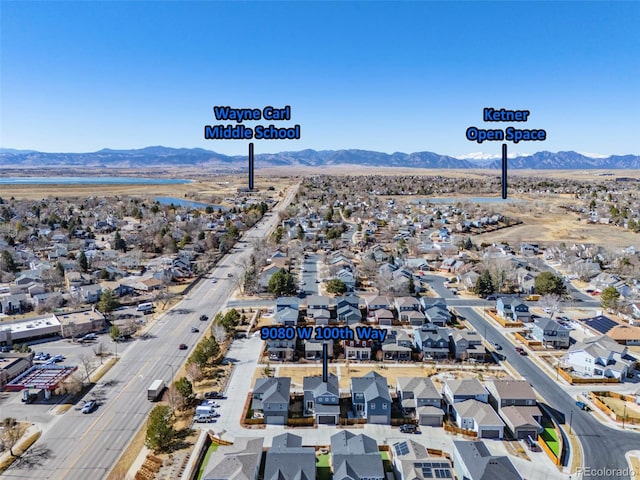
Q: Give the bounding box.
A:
[623,402,627,430]
[569,410,573,435]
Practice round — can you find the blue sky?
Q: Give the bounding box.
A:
[1,1,638,157]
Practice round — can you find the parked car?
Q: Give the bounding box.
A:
[493,342,502,350]
[199,315,208,321]
[515,347,527,356]
[234,333,246,339]
[204,391,224,399]
[194,414,214,423]
[211,278,217,283]
[82,400,97,414]
[576,401,591,412]
[399,424,419,434]
[191,327,200,333]
[227,273,233,277]
[179,344,188,350]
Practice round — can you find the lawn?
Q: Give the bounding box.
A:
[316,454,331,480]
[196,443,219,480]
[540,421,559,457]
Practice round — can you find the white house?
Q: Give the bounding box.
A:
[564,335,636,380]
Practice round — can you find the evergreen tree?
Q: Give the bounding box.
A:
[267,269,297,296]
[600,286,620,311]
[475,270,495,298]
[145,405,175,453]
[78,251,89,273]
[534,271,567,296]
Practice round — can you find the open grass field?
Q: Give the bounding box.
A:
[196,443,219,480]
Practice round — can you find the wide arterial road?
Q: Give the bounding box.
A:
[3,184,298,480]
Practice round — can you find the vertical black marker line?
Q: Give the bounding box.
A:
[322,343,328,382]
[501,143,508,199]
[248,142,254,190]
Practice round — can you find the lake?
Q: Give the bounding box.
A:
[0,176,191,185]
[154,196,225,211]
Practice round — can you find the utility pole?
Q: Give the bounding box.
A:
[569,410,573,434]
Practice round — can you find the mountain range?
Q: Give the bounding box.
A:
[0,147,638,170]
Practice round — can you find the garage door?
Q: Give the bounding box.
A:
[517,429,536,441]
[369,415,388,425]
[419,415,442,427]
[481,429,501,439]
[266,416,286,425]
[318,415,336,425]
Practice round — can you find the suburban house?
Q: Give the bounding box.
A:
[306,295,332,316]
[335,269,356,292]
[394,297,421,321]
[331,431,385,480]
[452,399,505,439]
[450,330,485,361]
[202,437,264,480]
[381,329,413,361]
[423,301,452,327]
[273,297,300,327]
[607,325,640,346]
[496,298,531,323]
[265,335,296,361]
[404,310,427,327]
[392,439,454,480]
[337,304,362,324]
[351,371,392,424]
[530,318,571,348]
[442,378,489,413]
[413,324,451,360]
[343,336,372,361]
[251,377,291,425]
[373,308,395,326]
[259,265,283,292]
[396,377,444,427]
[453,441,523,480]
[264,433,316,480]
[304,327,334,360]
[0,294,28,315]
[565,335,636,380]
[365,295,391,312]
[303,373,340,425]
[485,379,542,440]
[336,295,360,310]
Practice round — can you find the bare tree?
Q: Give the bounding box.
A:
[80,354,94,384]
[185,362,203,384]
[539,294,562,319]
[211,324,227,344]
[1,418,28,457]
[376,269,394,295]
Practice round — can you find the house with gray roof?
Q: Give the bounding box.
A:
[453,440,522,480]
[202,436,263,480]
[396,377,444,427]
[350,371,392,424]
[392,439,454,480]
[252,377,291,425]
[337,304,362,325]
[264,433,316,480]
[414,324,451,360]
[452,399,505,439]
[394,296,421,318]
[450,330,485,361]
[442,378,488,413]
[531,317,570,348]
[565,334,635,379]
[422,300,452,327]
[331,431,384,480]
[496,298,531,323]
[381,329,413,361]
[303,373,340,425]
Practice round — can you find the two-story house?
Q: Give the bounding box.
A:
[251,377,291,425]
[365,295,391,312]
[485,379,542,440]
[531,317,571,348]
[381,329,413,361]
[450,330,484,361]
[331,431,384,480]
[264,433,316,480]
[336,295,362,325]
[343,336,372,361]
[565,334,635,380]
[413,324,451,360]
[442,378,489,413]
[274,297,299,327]
[496,298,531,323]
[351,371,392,424]
[303,373,340,425]
[395,297,421,322]
[422,301,452,327]
[304,327,335,360]
[396,377,444,426]
[453,399,506,439]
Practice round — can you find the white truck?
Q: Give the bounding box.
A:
[147,379,165,401]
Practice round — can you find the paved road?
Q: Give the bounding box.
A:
[3,185,299,480]
[460,306,640,480]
